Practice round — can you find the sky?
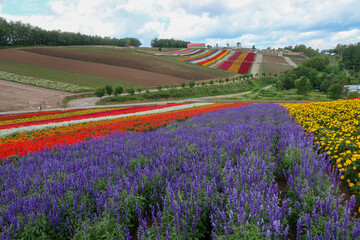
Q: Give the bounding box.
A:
[1,0,360,50]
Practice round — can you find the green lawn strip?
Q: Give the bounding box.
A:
[0,59,144,89]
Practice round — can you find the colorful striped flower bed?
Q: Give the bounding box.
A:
[195,50,229,66]
[238,52,256,74]
[1,104,359,239]
[177,50,215,61]
[0,103,248,159]
[227,52,249,73]
[216,51,243,71]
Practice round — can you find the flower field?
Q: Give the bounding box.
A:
[216,52,256,74]
[281,99,360,204]
[0,103,247,160]
[1,102,360,239]
[195,50,230,66]
[177,50,216,62]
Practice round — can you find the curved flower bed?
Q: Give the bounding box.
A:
[0,103,247,159]
[177,50,215,61]
[196,50,229,66]
[281,99,360,210]
[1,104,359,239]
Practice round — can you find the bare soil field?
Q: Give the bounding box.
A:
[291,58,306,65]
[22,47,230,80]
[262,63,293,75]
[0,49,192,86]
[0,80,74,112]
[263,55,288,64]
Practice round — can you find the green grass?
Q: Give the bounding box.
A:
[228,86,330,102]
[0,59,143,89]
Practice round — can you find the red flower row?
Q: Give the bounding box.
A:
[0,103,251,159]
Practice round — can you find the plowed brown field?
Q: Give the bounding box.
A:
[0,49,188,86]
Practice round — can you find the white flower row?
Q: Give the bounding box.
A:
[0,103,213,138]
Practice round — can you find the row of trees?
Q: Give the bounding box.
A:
[150,38,189,48]
[0,17,141,47]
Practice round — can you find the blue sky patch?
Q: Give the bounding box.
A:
[2,0,49,16]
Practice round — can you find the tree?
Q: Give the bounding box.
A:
[236,42,241,48]
[114,85,124,96]
[127,88,135,95]
[94,88,105,99]
[252,45,256,51]
[327,83,344,99]
[156,84,162,91]
[188,80,195,88]
[105,85,113,96]
[276,79,284,90]
[294,76,312,95]
[226,43,229,48]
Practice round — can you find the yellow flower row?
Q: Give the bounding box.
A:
[280,99,360,198]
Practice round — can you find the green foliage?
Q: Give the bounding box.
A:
[127,88,135,95]
[201,81,206,86]
[156,84,162,91]
[209,80,214,85]
[114,85,124,96]
[188,80,195,88]
[105,84,113,96]
[0,17,141,47]
[94,87,105,98]
[181,83,186,88]
[327,83,345,99]
[276,79,284,90]
[294,76,312,95]
[303,55,330,71]
[151,38,190,48]
[137,88,142,93]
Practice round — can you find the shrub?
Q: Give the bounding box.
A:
[156,84,162,91]
[137,88,142,93]
[181,83,186,88]
[105,85,113,96]
[114,86,124,96]
[189,80,195,88]
[209,80,214,85]
[94,88,105,99]
[127,88,135,95]
[226,78,229,83]
[201,81,206,86]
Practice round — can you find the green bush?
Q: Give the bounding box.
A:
[105,85,113,96]
[127,88,135,95]
[181,83,186,88]
[94,87,105,98]
[114,86,124,96]
[189,80,195,88]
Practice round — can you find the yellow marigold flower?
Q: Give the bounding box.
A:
[341,175,345,180]
[354,166,357,170]
[349,183,355,188]
[338,164,342,168]
[346,140,351,144]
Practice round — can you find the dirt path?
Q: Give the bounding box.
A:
[283,56,298,67]
[0,80,74,112]
[250,53,262,76]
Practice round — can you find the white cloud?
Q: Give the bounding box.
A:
[1,0,360,48]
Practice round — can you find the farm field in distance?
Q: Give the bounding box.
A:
[262,54,294,75]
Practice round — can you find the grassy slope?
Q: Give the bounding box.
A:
[0,59,143,89]
[24,47,233,80]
